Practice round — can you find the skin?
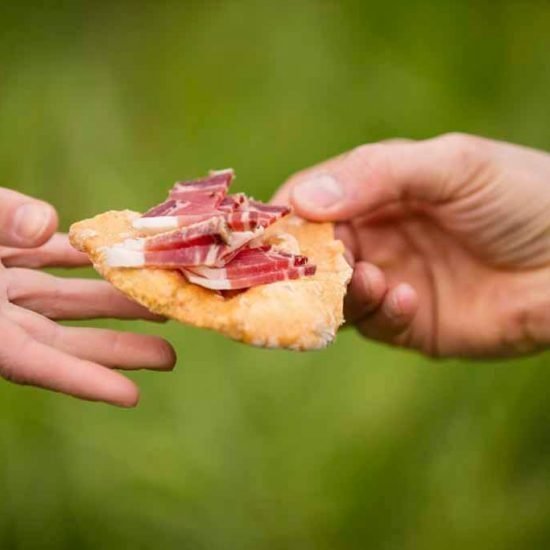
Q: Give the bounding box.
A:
[273,133,550,357]
[0,188,176,407]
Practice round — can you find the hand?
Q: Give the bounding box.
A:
[274,134,550,357]
[0,188,175,406]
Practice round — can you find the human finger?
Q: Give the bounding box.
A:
[334,223,359,264]
[344,262,387,324]
[271,139,416,207]
[289,133,490,221]
[0,233,89,268]
[377,138,415,146]
[6,268,164,321]
[356,283,419,343]
[0,188,58,248]
[0,317,139,407]
[5,305,176,371]
[270,153,347,206]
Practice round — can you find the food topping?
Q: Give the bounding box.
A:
[103,170,317,291]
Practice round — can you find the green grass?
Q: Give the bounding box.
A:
[1,1,550,548]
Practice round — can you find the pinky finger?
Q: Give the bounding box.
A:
[344,261,387,324]
[356,283,419,344]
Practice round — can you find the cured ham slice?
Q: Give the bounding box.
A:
[142,170,234,224]
[104,228,264,267]
[220,196,289,230]
[188,247,308,278]
[218,193,249,212]
[170,169,234,200]
[105,241,227,268]
[248,201,290,216]
[135,204,287,234]
[142,199,179,218]
[182,246,316,290]
[225,211,261,231]
[141,216,229,250]
[153,244,228,268]
[138,171,289,236]
[232,201,289,230]
[104,169,316,291]
[138,199,289,234]
[182,264,316,290]
[134,213,222,234]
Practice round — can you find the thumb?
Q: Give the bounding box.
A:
[0,188,58,248]
[290,134,487,221]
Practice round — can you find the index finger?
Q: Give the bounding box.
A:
[0,233,89,268]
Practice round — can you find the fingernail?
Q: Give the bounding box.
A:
[13,203,51,242]
[389,284,416,317]
[292,174,344,209]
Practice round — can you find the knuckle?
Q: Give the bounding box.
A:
[109,331,127,358]
[6,268,35,301]
[348,143,388,164]
[347,143,393,180]
[438,132,489,165]
[348,143,371,160]
[0,349,25,386]
[1,362,27,385]
[439,131,473,148]
[378,137,414,146]
[435,133,493,189]
[6,270,63,318]
[0,325,30,386]
[501,298,547,355]
[39,277,63,319]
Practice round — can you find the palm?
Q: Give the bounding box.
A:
[348,205,547,357]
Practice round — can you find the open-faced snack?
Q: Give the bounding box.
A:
[69,170,352,350]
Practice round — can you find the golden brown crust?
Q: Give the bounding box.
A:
[69,210,352,350]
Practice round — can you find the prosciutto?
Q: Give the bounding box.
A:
[105,228,263,267]
[104,170,316,291]
[182,265,315,291]
[104,242,221,268]
[141,217,229,250]
[218,192,248,212]
[137,171,289,236]
[142,169,234,222]
[170,169,234,201]
[188,247,308,279]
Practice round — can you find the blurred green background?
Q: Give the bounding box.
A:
[1,1,550,548]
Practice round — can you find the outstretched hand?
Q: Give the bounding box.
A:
[0,188,175,406]
[274,134,550,357]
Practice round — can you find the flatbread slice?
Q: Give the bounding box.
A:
[69,210,352,350]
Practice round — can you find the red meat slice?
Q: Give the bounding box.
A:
[142,242,233,267]
[143,199,179,218]
[218,193,249,212]
[117,169,316,290]
[170,169,234,200]
[187,247,309,278]
[143,170,234,219]
[143,217,229,250]
[181,264,317,290]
